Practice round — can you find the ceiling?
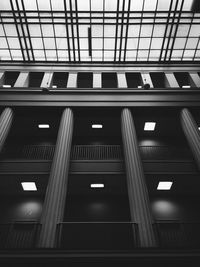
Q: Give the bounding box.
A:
[0,0,200,63]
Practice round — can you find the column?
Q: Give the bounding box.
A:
[180,108,200,170]
[0,108,14,152]
[40,72,53,88]
[117,73,128,88]
[14,72,29,87]
[141,73,154,88]
[165,73,179,88]
[121,108,156,247]
[93,73,102,88]
[38,108,73,248]
[189,73,200,88]
[67,73,77,88]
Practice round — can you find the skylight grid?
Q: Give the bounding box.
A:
[0,0,199,63]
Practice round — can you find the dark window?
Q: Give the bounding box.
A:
[102,73,117,88]
[29,72,44,88]
[174,72,194,88]
[52,72,69,88]
[77,72,93,88]
[3,71,20,87]
[150,72,167,88]
[125,73,143,88]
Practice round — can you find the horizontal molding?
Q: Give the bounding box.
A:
[1,90,200,106]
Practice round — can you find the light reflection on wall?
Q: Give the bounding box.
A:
[86,201,110,220]
[13,200,43,221]
[151,199,182,220]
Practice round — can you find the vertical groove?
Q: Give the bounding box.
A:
[180,108,200,170]
[121,108,156,247]
[37,108,73,248]
[0,108,14,153]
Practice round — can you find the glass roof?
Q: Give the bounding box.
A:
[0,0,200,63]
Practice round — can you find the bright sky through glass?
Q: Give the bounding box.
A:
[0,0,199,62]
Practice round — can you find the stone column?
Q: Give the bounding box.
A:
[38,108,73,248]
[0,108,14,152]
[121,108,156,247]
[180,108,200,170]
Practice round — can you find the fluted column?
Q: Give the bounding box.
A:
[180,108,200,170]
[0,108,14,152]
[121,108,156,247]
[38,108,73,248]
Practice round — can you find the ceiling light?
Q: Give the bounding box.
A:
[90,183,104,188]
[38,124,50,129]
[92,124,103,129]
[157,181,173,190]
[144,122,156,131]
[21,182,37,191]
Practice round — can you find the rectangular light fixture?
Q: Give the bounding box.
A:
[3,85,11,88]
[157,181,173,190]
[21,182,37,191]
[52,85,57,88]
[144,122,156,131]
[92,124,103,129]
[38,124,50,129]
[182,85,191,88]
[90,183,104,188]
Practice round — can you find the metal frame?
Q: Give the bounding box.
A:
[0,0,200,63]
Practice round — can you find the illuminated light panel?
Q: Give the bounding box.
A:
[90,183,104,188]
[38,124,50,129]
[144,122,156,131]
[92,124,103,129]
[157,181,173,190]
[21,182,37,191]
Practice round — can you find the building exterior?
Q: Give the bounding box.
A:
[0,0,200,266]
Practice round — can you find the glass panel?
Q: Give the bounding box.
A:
[127,25,140,38]
[190,25,200,37]
[91,0,103,11]
[157,0,171,10]
[186,38,198,49]
[0,38,8,48]
[79,38,88,50]
[127,39,138,49]
[54,25,66,37]
[23,0,37,10]
[37,0,50,10]
[140,25,153,37]
[31,38,44,49]
[44,38,56,49]
[92,38,103,49]
[79,25,88,37]
[177,25,190,37]
[130,0,143,11]
[77,0,89,10]
[0,0,12,10]
[4,25,18,36]
[104,25,116,37]
[104,39,115,49]
[51,0,64,10]
[29,25,42,36]
[41,25,54,37]
[139,38,151,49]
[7,38,20,49]
[174,38,187,49]
[151,38,163,49]
[144,0,157,11]
[57,38,68,49]
[153,25,166,37]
